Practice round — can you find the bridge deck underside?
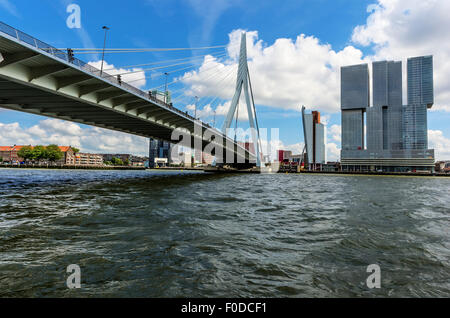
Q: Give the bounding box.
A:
[0,79,175,140]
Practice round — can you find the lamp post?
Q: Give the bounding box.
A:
[100,26,110,76]
[194,96,199,119]
[164,72,169,103]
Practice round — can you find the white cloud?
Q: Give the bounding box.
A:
[326,142,340,162]
[281,142,304,155]
[0,119,149,156]
[187,100,252,123]
[428,130,450,161]
[329,124,341,143]
[352,0,450,112]
[181,29,367,114]
[0,0,20,17]
[88,61,146,88]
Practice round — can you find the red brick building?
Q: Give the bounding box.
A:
[0,145,75,164]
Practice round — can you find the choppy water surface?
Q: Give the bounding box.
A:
[0,169,449,297]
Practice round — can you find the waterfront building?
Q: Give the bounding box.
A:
[0,146,14,162]
[202,152,214,165]
[0,145,75,165]
[194,149,202,164]
[277,150,292,162]
[340,64,369,152]
[403,55,434,150]
[149,138,171,168]
[434,161,450,173]
[180,152,193,166]
[341,64,370,110]
[102,153,131,164]
[130,155,148,167]
[367,61,403,151]
[302,108,327,170]
[74,153,103,166]
[340,55,435,172]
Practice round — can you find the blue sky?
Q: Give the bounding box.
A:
[1,0,449,160]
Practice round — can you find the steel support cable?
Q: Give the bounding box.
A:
[193,63,238,122]
[55,43,240,55]
[102,51,226,71]
[170,64,237,103]
[173,69,234,113]
[126,56,232,90]
[214,67,242,130]
[62,45,228,52]
[64,43,241,53]
[122,54,229,85]
[170,63,237,99]
[125,64,205,85]
[101,52,228,78]
[186,66,237,111]
[148,60,234,93]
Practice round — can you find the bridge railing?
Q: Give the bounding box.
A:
[0,21,204,123]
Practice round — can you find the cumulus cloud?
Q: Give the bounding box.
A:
[428,130,450,161]
[181,29,367,114]
[326,142,340,162]
[187,99,252,123]
[0,119,149,156]
[88,60,146,88]
[329,124,341,143]
[352,0,450,112]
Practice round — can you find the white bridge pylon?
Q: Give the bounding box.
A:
[222,33,262,167]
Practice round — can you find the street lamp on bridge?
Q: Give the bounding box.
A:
[100,26,110,76]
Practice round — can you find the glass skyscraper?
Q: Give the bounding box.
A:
[149,138,171,167]
[372,61,402,107]
[340,64,369,151]
[407,56,434,107]
[341,64,370,110]
[340,55,435,172]
[403,56,434,150]
[367,60,403,151]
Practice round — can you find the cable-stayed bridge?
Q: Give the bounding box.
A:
[0,21,262,169]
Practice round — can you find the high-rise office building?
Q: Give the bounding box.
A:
[149,138,171,167]
[302,107,327,169]
[340,56,435,172]
[373,61,403,107]
[407,56,434,108]
[402,104,428,150]
[341,64,370,109]
[340,64,369,152]
[403,56,434,150]
[367,60,403,151]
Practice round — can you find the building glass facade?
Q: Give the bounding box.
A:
[341,64,370,110]
[402,104,428,150]
[342,109,364,151]
[340,55,435,172]
[149,138,171,167]
[407,56,434,107]
[301,108,327,169]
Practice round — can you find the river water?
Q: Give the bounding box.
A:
[0,169,449,297]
